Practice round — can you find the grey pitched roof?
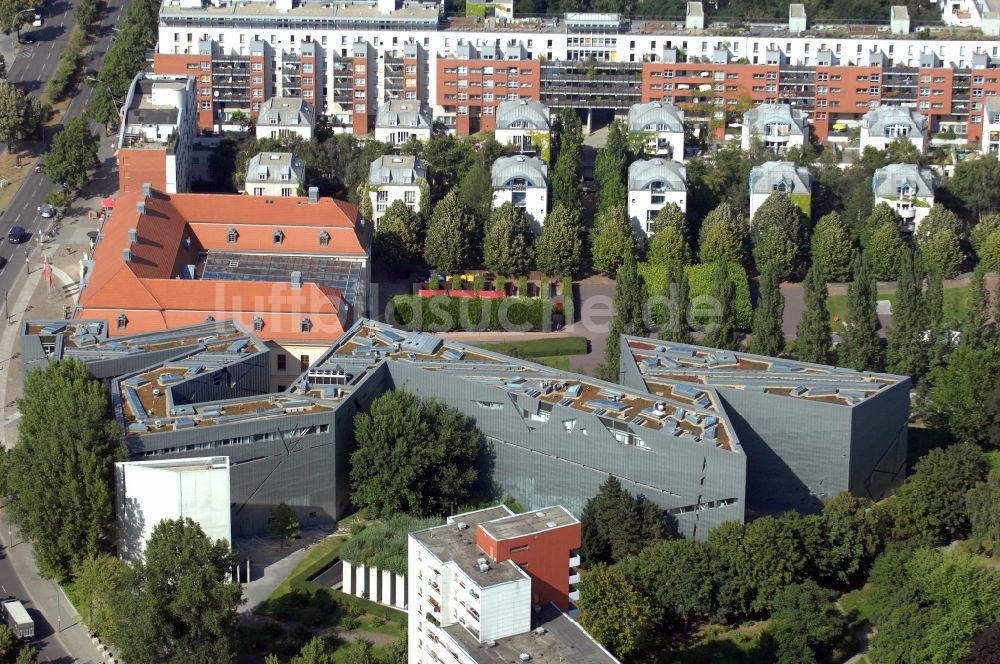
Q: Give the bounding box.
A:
[627,101,685,133]
[743,103,807,135]
[862,105,928,134]
[257,97,315,127]
[245,152,305,186]
[495,99,550,131]
[369,155,427,186]
[872,164,935,198]
[749,161,812,196]
[375,100,432,130]
[491,155,548,188]
[628,159,687,192]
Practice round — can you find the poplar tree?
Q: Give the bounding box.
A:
[660,258,692,343]
[840,251,884,372]
[605,253,648,380]
[748,267,785,357]
[796,264,832,365]
[887,249,927,379]
[703,258,740,350]
[963,265,993,348]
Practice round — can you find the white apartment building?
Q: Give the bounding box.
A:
[368,154,427,225]
[491,155,548,233]
[627,101,686,161]
[748,161,813,221]
[255,97,316,140]
[628,158,687,237]
[742,103,809,154]
[115,457,232,560]
[494,99,551,153]
[374,100,433,144]
[872,163,936,234]
[244,152,305,197]
[860,105,929,152]
[982,96,1000,153]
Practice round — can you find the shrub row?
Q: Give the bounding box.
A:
[46,27,87,102]
[638,261,753,329]
[391,294,554,332]
[562,276,574,325]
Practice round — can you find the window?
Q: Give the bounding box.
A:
[273,229,284,244]
[253,317,264,332]
[117,313,127,330]
[252,62,263,71]
[301,319,313,334]
[227,227,238,244]
[303,63,313,73]
[300,355,310,370]
[319,230,330,246]
[277,354,286,370]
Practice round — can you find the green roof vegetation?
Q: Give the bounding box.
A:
[339,514,441,575]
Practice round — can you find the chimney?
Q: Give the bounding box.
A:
[308,186,319,203]
[137,201,146,216]
[142,183,152,197]
[291,271,302,289]
[128,228,138,243]
[123,248,132,263]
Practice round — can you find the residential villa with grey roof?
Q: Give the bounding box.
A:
[495,99,551,154]
[627,158,687,237]
[872,163,936,233]
[368,155,427,225]
[492,155,548,232]
[749,161,813,221]
[244,152,305,197]
[860,105,929,152]
[375,100,432,145]
[741,103,809,153]
[628,101,685,161]
[255,97,316,141]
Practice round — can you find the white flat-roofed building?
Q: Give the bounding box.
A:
[255,97,316,141]
[244,152,305,197]
[375,100,432,145]
[749,161,813,221]
[368,154,427,225]
[872,163,936,234]
[742,103,809,154]
[115,456,232,560]
[628,101,685,161]
[494,99,550,154]
[628,158,687,237]
[491,155,548,233]
[983,96,1000,154]
[860,105,929,152]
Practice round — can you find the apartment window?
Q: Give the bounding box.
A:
[252,76,263,85]
[200,87,210,96]
[300,355,310,370]
[253,317,264,332]
[273,229,285,245]
[227,227,238,244]
[200,101,211,110]
[303,63,313,73]
[355,104,366,113]
[200,61,210,70]
[281,187,293,196]
[252,187,264,196]
[252,62,263,71]
[354,64,366,73]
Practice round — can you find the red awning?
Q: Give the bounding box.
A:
[101,198,116,208]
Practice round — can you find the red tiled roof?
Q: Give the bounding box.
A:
[78,189,367,341]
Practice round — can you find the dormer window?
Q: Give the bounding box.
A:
[301,318,313,333]
[319,230,330,247]
[270,116,279,125]
[117,313,128,330]
[227,227,239,244]
[273,229,285,245]
[253,316,265,332]
[204,314,215,323]
[773,178,791,193]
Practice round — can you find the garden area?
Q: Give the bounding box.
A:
[474,335,589,370]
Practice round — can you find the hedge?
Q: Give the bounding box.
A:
[638,261,753,329]
[562,276,574,324]
[391,294,554,332]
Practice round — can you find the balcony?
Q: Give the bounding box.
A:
[569,553,580,568]
[569,568,580,585]
[569,585,580,602]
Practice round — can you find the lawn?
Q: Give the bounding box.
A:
[840,585,877,625]
[827,284,971,332]
[474,336,589,358]
[662,621,769,664]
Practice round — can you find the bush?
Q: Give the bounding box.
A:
[639,261,753,328]
[562,276,574,324]
[473,273,485,293]
[450,274,462,291]
[427,273,439,290]
[540,276,550,300]
[391,294,553,332]
[47,190,71,208]
[518,275,529,297]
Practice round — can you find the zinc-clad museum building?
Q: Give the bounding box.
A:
[22,319,909,539]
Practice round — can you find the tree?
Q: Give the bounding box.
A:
[703,257,740,350]
[580,476,668,566]
[551,109,582,212]
[796,264,832,364]
[970,213,1000,255]
[108,518,241,664]
[964,265,994,348]
[72,554,128,636]
[840,251,884,372]
[454,160,492,225]
[920,228,964,279]
[921,342,1000,447]
[422,191,478,273]
[0,0,34,37]
[591,202,637,276]
[268,503,300,548]
[892,443,988,545]
[350,390,481,518]
[952,153,1000,221]
[595,120,628,215]
[483,203,533,277]
[578,564,660,660]
[619,539,715,630]
[748,267,785,357]
[966,469,1000,546]
[962,624,1000,664]
[810,212,856,282]
[865,207,908,281]
[751,192,807,280]
[766,581,849,664]
[605,253,648,379]
[659,258,692,343]
[647,204,691,266]
[698,202,748,267]
[886,248,926,379]
[534,204,583,277]
[6,360,125,581]
[882,136,924,166]
[45,116,100,193]
[372,200,423,268]
[980,229,1000,273]
[818,493,885,583]
[0,82,42,150]
[924,268,948,371]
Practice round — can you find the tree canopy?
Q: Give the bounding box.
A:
[591,202,637,276]
[748,267,785,357]
[483,203,533,277]
[46,116,100,193]
[809,212,856,283]
[422,191,478,274]
[580,476,669,566]
[751,192,808,280]
[534,204,583,277]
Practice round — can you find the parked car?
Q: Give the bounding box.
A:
[19,35,34,45]
[40,204,53,218]
[7,226,24,244]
